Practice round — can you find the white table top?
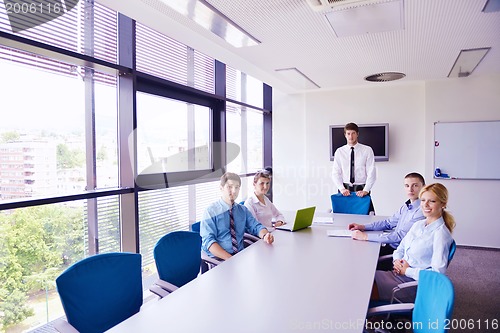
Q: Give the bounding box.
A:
[107,213,386,333]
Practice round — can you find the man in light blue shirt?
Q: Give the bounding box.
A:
[349,173,426,260]
[201,172,274,259]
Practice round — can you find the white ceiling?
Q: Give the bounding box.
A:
[99,0,500,93]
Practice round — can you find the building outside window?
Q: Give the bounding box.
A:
[0,1,270,332]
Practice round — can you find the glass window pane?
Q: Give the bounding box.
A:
[136,93,211,174]
[226,103,263,174]
[0,194,121,331]
[226,105,242,173]
[0,49,118,200]
[0,54,84,200]
[0,1,117,64]
[136,23,215,94]
[138,187,189,288]
[194,180,220,222]
[246,74,264,109]
[95,82,118,188]
[226,67,263,108]
[246,109,264,172]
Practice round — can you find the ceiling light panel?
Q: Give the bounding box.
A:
[160,0,260,47]
[448,48,491,78]
[325,0,404,37]
[275,68,320,90]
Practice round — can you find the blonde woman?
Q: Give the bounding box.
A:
[373,183,455,301]
[244,170,285,228]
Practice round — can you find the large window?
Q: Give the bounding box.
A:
[136,93,210,175]
[0,1,271,332]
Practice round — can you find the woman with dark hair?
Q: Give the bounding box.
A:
[373,183,455,301]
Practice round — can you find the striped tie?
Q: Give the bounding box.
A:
[229,207,238,254]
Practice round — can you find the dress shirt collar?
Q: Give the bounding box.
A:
[249,192,266,206]
[218,198,233,211]
[424,216,445,231]
[406,198,421,210]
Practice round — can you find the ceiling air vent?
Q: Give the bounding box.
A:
[364,72,406,82]
[305,0,388,12]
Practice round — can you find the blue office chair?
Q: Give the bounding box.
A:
[151,231,202,297]
[366,270,455,333]
[191,221,201,233]
[55,252,143,333]
[331,192,371,215]
[378,240,456,304]
[190,222,221,274]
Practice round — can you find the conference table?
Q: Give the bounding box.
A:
[106,213,387,333]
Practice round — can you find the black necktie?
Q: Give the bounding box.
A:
[350,147,355,184]
[229,207,238,254]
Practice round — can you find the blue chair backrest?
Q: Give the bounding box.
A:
[413,270,454,333]
[191,221,201,233]
[154,231,202,288]
[331,192,371,215]
[448,240,456,267]
[56,252,143,333]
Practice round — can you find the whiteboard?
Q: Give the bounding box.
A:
[434,121,500,180]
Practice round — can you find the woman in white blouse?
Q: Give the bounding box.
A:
[373,183,455,301]
[244,170,286,228]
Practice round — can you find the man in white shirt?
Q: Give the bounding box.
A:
[331,123,376,211]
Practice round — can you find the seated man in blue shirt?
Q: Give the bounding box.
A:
[201,172,274,260]
[348,172,425,267]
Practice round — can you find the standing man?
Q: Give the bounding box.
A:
[332,122,377,202]
[348,173,426,258]
[201,172,274,260]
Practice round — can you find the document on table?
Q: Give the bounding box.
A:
[313,216,334,225]
[327,229,353,237]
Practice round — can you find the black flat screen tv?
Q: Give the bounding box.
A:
[330,123,389,162]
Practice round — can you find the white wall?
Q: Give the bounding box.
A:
[424,74,500,248]
[273,75,500,248]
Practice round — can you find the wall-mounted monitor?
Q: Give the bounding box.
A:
[330,123,389,162]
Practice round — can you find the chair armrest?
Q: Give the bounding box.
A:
[391,280,418,303]
[378,254,393,263]
[244,233,260,243]
[53,319,80,333]
[367,303,415,317]
[201,251,223,266]
[155,279,179,293]
[149,284,170,298]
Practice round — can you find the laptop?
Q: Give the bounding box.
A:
[275,206,316,232]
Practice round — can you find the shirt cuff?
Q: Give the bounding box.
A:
[405,267,419,280]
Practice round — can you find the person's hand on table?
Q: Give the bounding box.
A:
[348,223,365,230]
[263,232,274,244]
[275,220,285,227]
[351,230,368,241]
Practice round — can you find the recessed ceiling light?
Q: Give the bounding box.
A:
[448,48,490,78]
[364,72,406,82]
[160,0,260,48]
[275,68,320,89]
